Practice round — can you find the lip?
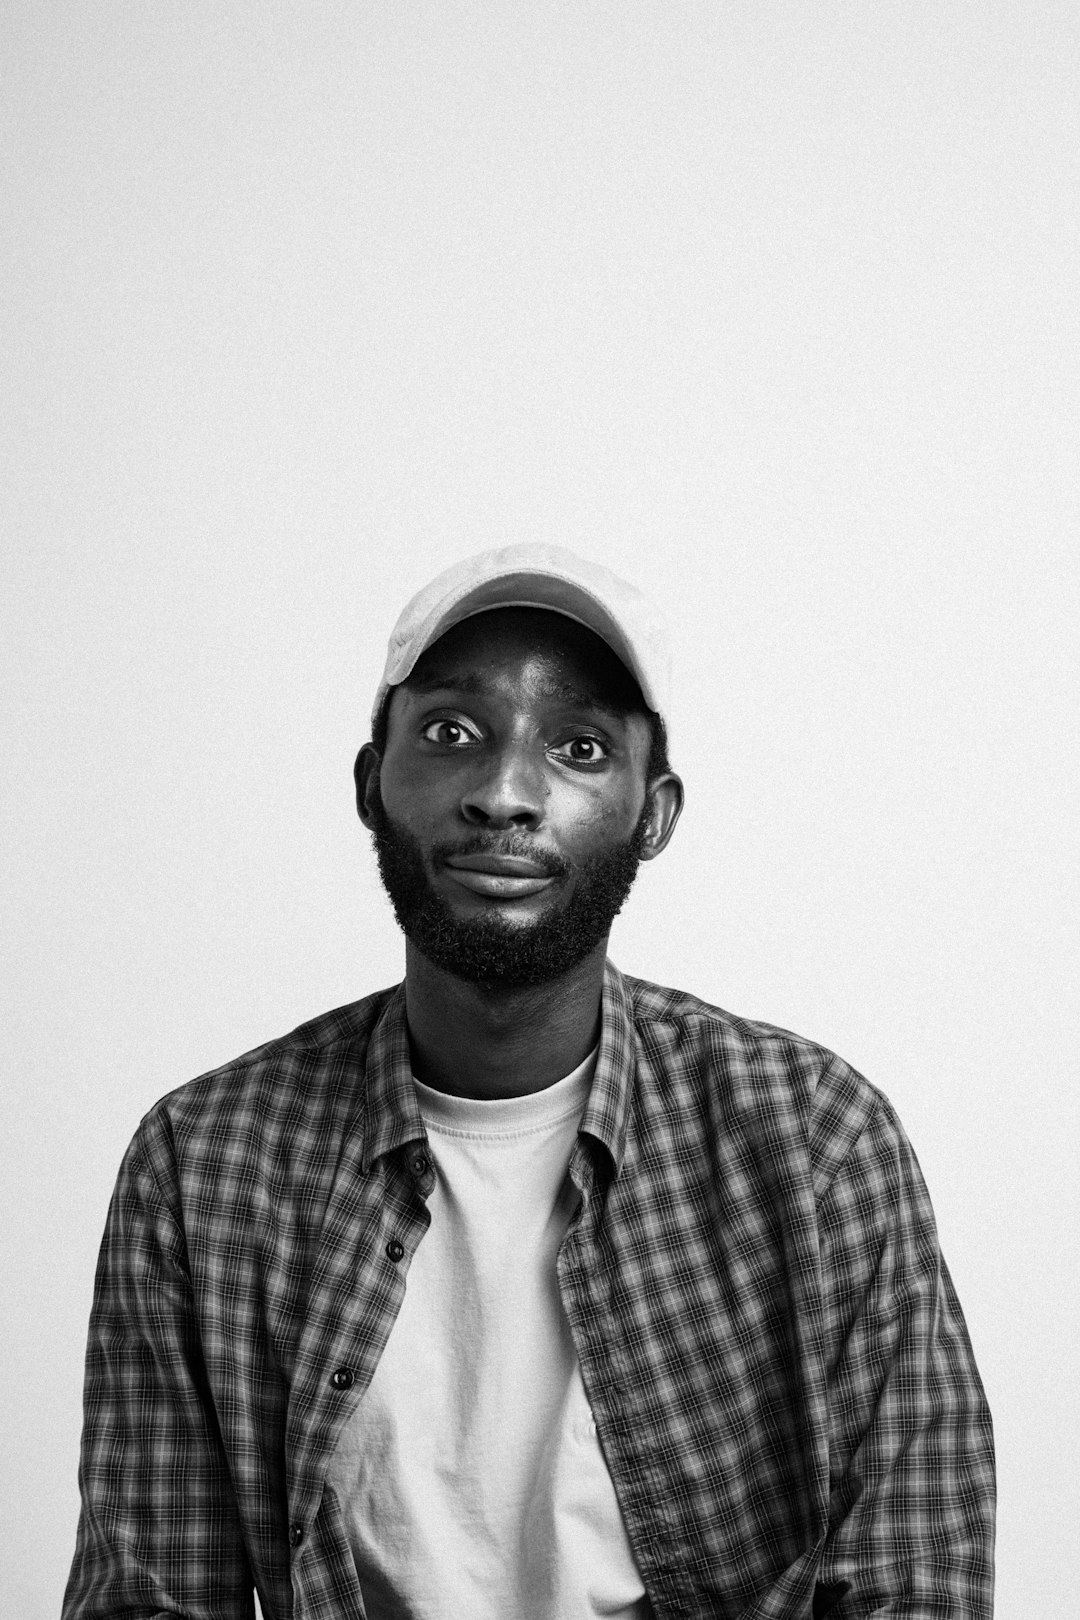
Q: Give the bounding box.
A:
[443,852,557,899]
[444,853,552,877]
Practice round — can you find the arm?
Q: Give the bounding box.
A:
[63,1123,256,1620]
[813,1094,995,1617]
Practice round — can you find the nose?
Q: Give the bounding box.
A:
[460,743,545,830]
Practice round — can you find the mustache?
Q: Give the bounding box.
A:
[430,834,570,880]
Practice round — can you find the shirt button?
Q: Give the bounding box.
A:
[386,1238,405,1262]
[410,1152,430,1178]
[329,1366,355,1390]
[288,1523,304,1547]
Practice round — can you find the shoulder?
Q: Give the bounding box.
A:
[621,967,866,1091]
[127,986,400,1174]
[618,969,893,1188]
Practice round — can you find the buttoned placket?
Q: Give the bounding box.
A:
[318,1135,437,1385]
[285,1135,437,1601]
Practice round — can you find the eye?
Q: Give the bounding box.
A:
[421,718,479,747]
[551,735,609,766]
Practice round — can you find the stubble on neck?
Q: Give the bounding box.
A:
[402,934,608,1099]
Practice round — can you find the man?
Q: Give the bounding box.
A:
[64,545,994,1620]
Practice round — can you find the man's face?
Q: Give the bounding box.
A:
[357,607,679,987]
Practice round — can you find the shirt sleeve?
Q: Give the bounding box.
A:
[813,1089,995,1618]
[63,1119,256,1620]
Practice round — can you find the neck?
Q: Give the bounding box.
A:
[403,938,608,1099]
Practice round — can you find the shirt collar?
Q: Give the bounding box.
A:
[577,959,636,1178]
[359,960,638,1176]
[360,982,427,1172]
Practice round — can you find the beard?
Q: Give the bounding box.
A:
[367,786,649,988]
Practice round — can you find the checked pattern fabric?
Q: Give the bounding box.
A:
[64,963,994,1619]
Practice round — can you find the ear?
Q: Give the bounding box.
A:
[637,771,684,862]
[354,744,382,830]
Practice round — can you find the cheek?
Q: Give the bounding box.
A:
[377,779,438,843]
[556,783,640,852]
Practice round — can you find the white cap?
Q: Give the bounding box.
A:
[372,544,671,728]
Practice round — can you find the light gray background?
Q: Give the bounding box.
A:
[3,4,1076,1615]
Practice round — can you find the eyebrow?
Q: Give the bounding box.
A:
[403,672,489,696]
[541,680,628,719]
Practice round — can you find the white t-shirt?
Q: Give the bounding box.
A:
[324,1051,652,1620]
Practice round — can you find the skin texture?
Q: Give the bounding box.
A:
[355,607,683,1098]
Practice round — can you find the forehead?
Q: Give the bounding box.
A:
[402,606,647,713]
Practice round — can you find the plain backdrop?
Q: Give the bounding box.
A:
[2,4,1077,1616]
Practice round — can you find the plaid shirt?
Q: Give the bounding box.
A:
[65,963,994,1620]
